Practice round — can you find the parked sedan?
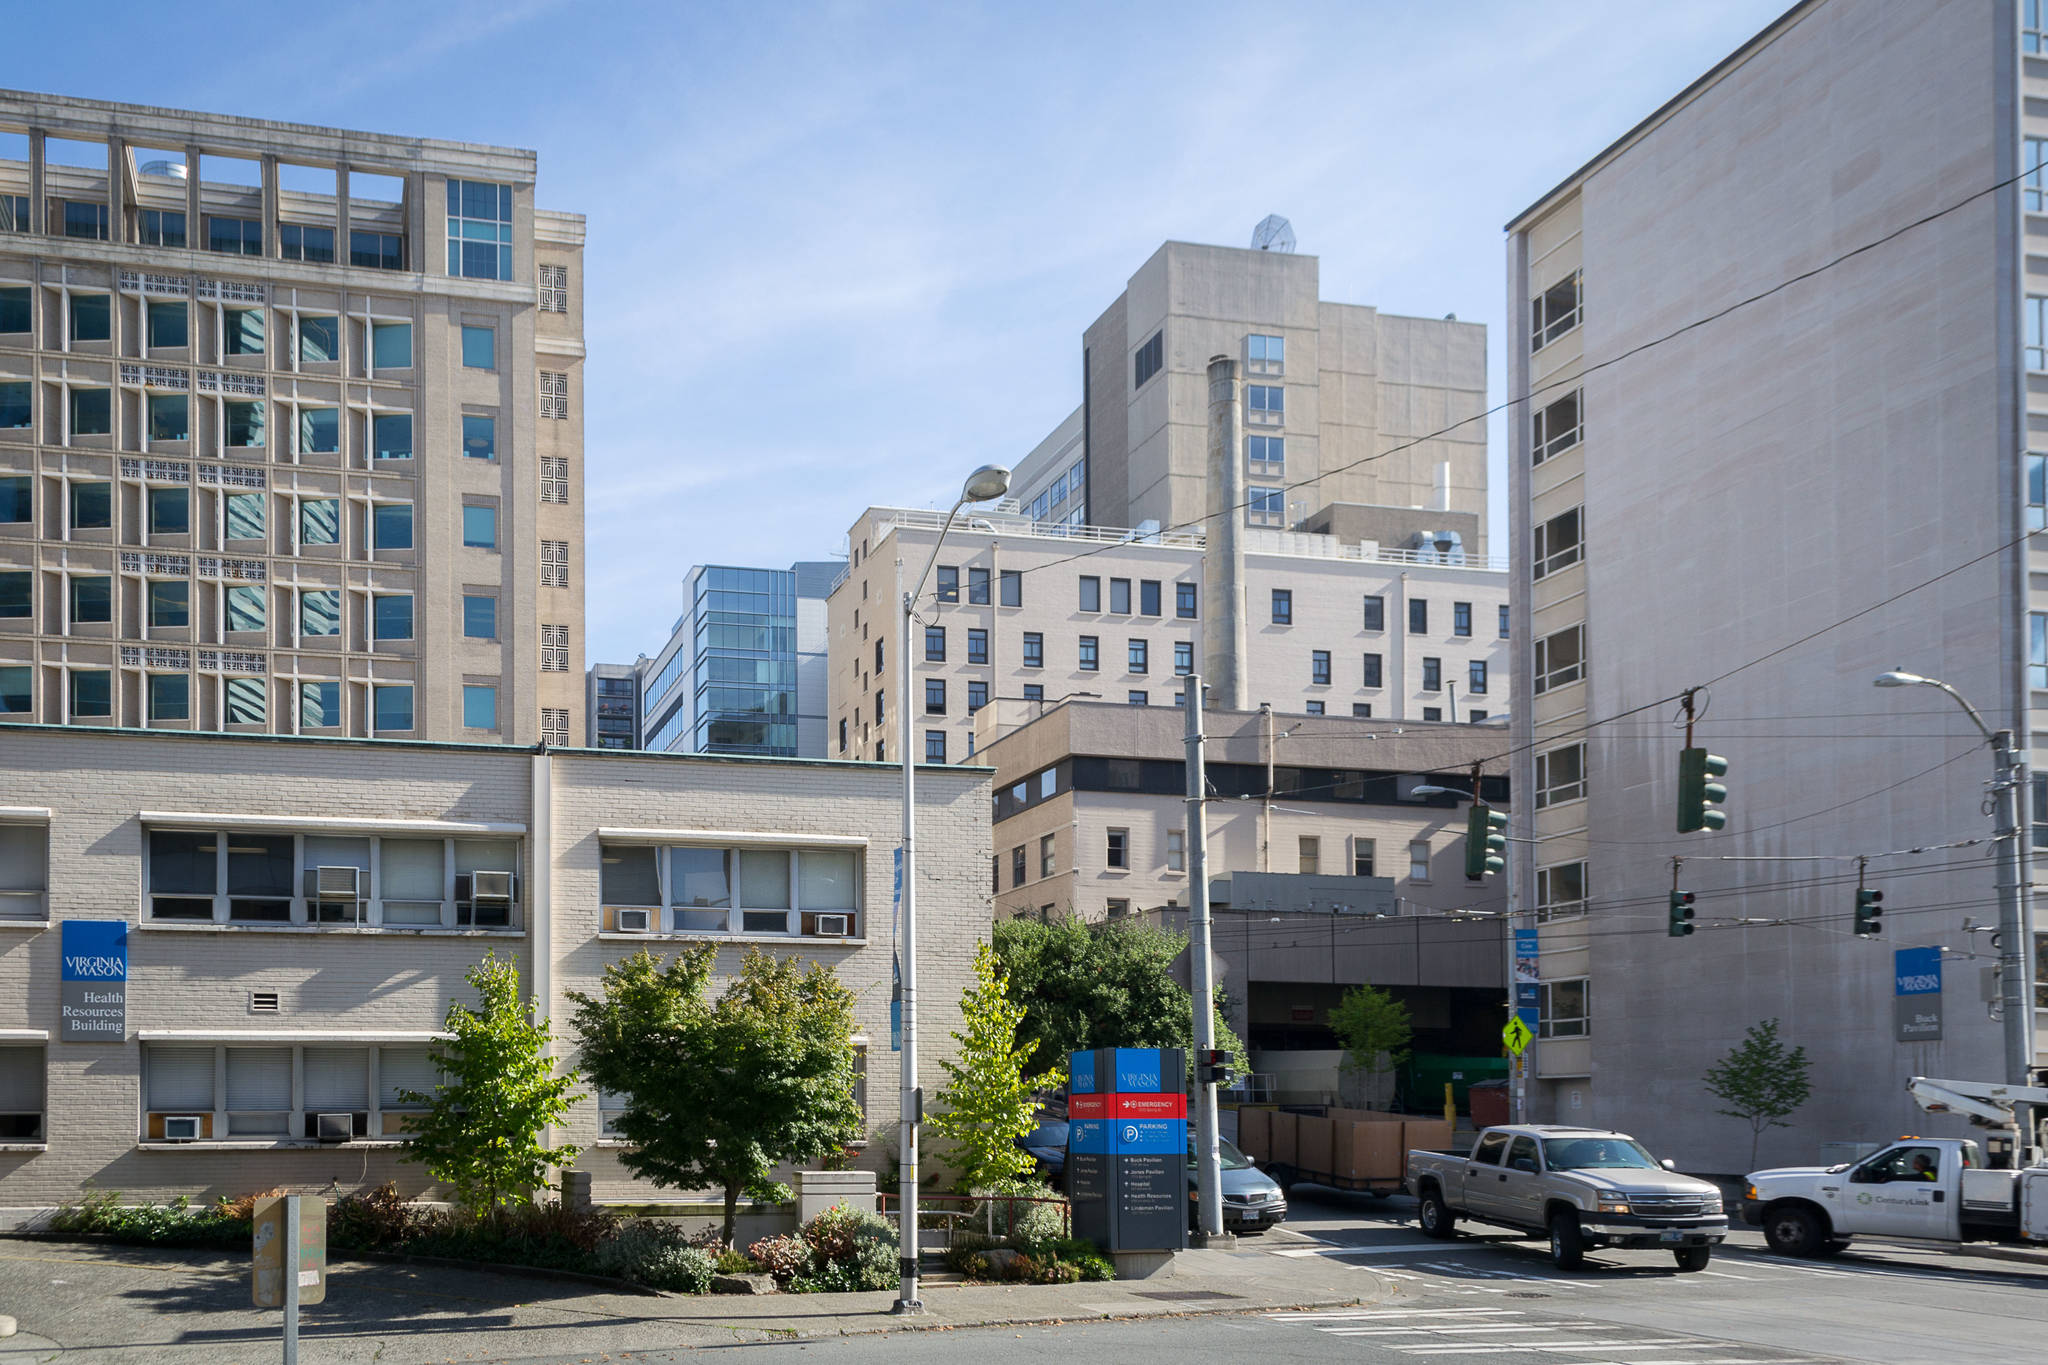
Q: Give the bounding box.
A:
[1014,1119,1288,1234]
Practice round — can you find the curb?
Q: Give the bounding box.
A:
[816,1293,1378,1339]
[329,1248,667,1296]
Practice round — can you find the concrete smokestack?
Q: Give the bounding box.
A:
[1204,354,1250,710]
[1433,460,1451,512]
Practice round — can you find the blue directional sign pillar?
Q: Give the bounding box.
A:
[1066,1048,1187,1255]
[1894,945,1942,1042]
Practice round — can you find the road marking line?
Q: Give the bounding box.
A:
[1273,1242,1446,1257]
[1269,1308,1522,1319]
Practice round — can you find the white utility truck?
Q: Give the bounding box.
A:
[1741,1076,2048,1255]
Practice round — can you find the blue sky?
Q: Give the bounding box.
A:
[14,0,1789,663]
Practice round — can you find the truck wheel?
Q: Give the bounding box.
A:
[1673,1245,1711,1272]
[1761,1205,1826,1258]
[1548,1211,1586,1270]
[1417,1189,1457,1239]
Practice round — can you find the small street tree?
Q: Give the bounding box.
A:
[569,945,863,1249]
[1328,983,1413,1106]
[400,952,582,1218]
[931,942,1040,1191]
[1702,1017,1813,1168]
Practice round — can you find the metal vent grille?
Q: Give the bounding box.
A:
[541,708,569,747]
[539,370,568,420]
[540,456,569,504]
[249,991,280,1013]
[540,540,569,588]
[540,624,569,672]
[538,264,568,313]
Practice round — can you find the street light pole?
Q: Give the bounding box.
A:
[1875,671,2036,1086]
[895,465,1011,1316]
[1184,676,1223,1242]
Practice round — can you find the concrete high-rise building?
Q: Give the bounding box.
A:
[0,91,585,743]
[585,660,639,750]
[1014,237,1489,555]
[1505,0,2044,1169]
[633,561,836,758]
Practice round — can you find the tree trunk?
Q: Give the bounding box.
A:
[722,1181,741,1251]
[1750,1121,1762,1171]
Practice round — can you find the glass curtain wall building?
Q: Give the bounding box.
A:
[689,566,797,755]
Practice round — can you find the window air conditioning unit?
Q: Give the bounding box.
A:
[615,907,653,933]
[315,1112,354,1143]
[813,914,852,937]
[162,1115,203,1142]
[307,866,362,900]
[457,871,517,927]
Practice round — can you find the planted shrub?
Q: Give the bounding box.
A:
[593,1222,713,1293]
[45,1189,247,1249]
[747,1232,812,1283]
[329,1182,420,1250]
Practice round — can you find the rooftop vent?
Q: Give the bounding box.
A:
[1251,215,1296,253]
[139,159,188,180]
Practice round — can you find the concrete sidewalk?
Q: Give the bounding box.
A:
[0,1240,1391,1362]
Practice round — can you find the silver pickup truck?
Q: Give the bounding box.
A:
[1407,1124,1728,1270]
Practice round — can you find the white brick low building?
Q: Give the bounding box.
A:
[0,725,989,1218]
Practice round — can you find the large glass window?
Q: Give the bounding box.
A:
[300,589,341,637]
[300,680,340,728]
[207,215,262,255]
[462,414,496,460]
[146,301,188,349]
[298,407,339,454]
[1539,978,1590,1038]
[140,209,186,248]
[0,475,26,522]
[447,179,514,280]
[1246,384,1284,424]
[1247,485,1284,526]
[351,231,404,271]
[0,285,26,334]
[69,575,111,623]
[462,505,498,549]
[148,672,190,722]
[0,663,29,712]
[371,321,413,370]
[0,572,27,620]
[1532,272,1582,350]
[1534,624,1583,694]
[298,316,340,364]
[148,393,188,442]
[461,325,496,369]
[1270,589,1292,625]
[463,594,497,639]
[373,502,413,550]
[224,676,265,725]
[1246,333,1284,375]
[224,308,264,356]
[1247,434,1284,474]
[69,388,110,436]
[1079,576,1101,612]
[1533,507,1583,579]
[148,579,190,627]
[0,381,19,430]
[373,594,413,641]
[373,684,413,732]
[299,498,340,546]
[63,201,109,241]
[1533,389,1581,465]
[1536,862,1588,923]
[373,412,413,461]
[1177,582,1197,618]
[225,492,265,541]
[70,294,111,343]
[69,669,111,717]
[967,628,988,663]
[1536,743,1586,808]
[279,223,335,264]
[225,400,265,449]
[226,584,265,633]
[462,684,497,730]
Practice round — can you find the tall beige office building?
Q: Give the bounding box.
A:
[0,91,585,743]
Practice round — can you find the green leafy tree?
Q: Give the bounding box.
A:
[992,915,1247,1082]
[1702,1018,1814,1168]
[1328,984,1413,1104]
[569,946,863,1249]
[399,952,582,1218]
[931,942,1040,1190]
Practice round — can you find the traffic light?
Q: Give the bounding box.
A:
[1855,888,1884,937]
[1668,890,1696,937]
[1465,803,1508,879]
[1195,1048,1232,1088]
[1677,747,1730,833]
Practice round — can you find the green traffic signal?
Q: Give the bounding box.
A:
[1677,747,1730,833]
[1668,890,1696,938]
[1464,803,1508,879]
[1854,888,1884,937]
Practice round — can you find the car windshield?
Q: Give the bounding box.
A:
[1186,1136,1253,1170]
[1541,1137,1661,1170]
[1024,1122,1067,1150]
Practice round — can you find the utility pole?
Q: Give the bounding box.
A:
[1993,728,2035,1086]
[1185,678,1223,1242]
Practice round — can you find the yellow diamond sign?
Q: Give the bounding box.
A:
[1502,1016,1534,1056]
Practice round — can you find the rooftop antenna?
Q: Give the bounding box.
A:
[1251,214,1295,253]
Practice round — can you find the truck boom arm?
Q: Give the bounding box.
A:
[1908,1076,2048,1129]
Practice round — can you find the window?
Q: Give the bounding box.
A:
[297,407,339,454]
[351,231,404,271]
[373,594,414,642]
[1139,580,1161,616]
[214,399,261,451]
[1536,743,1586,808]
[0,662,28,712]
[1539,979,1589,1038]
[144,393,187,443]
[372,412,412,460]
[373,684,414,732]
[371,321,412,370]
[1409,599,1428,634]
[1352,837,1376,877]
[1176,582,1197,618]
[925,729,946,763]
[540,370,569,419]
[297,315,340,365]
[70,293,110,343]
[1534,624,1583,693]
[925,625,946,662]
[541,456,569,505]
[1079,576,1100,612]
[1110,579,1131,614]
[1166,830,1184,872]
[1174,641,1193,675]
[1361,652,1383,688]
[462,413,496,460]
[463,505,498,548]
[0,573,25,621]
[1352,703,1372,717]
[1271,589,1292,625]
[1311,650,1331,686]
[0,286,26,334]
[1134,329,1163,387]
[1533,507,1583,579]
[1105,828,1128,870]
[1422,707,1442,721]
[1246,434,1284,473]
[1011,846,1026,887]
[1537,862,1588,923]
[69,387,110,436]
[1247,485,1284,526]
[1246,333,1284,375]
[0,196,21,234]
[69,669,111,717]
[463,685,497,730]
[463,594,497,639]
[0,381,24,429]
[148,672,190,722]
[2031,297,2048,371]
[1469,661,1488,694]
[2033,452,2048,532]
[2036,613,2048,689]
[1127,690,1148,705]
[1000,570,1022,607]
[447,178,513,280]
[1532,271,1581,350]
[875,639,884,672]
[967,680,987,712]
[147,301,188,350]
[300,680,340,728]
[224,308,264,355]
[140,209,186,248]
[224,677,267,725]
[1453,602,1472,638]
[277,222,334,263]
[925,679,946,715]
[299,589,340,637]
[64,201,109,241]
[461,325,496,369]
[937,566,958,603]
[299,498,340,546]
[69,575,112,623]
[1500,605,1511,639]
[967,567,989,604]
[1246,384,1284,424]
[225,584,265,632]
[0,823,44,919]
[1533,390,1581,464]
[1022,633,1043,668]
[0,476,26,522]
[839,718,849,753]
[1023,684,1043,702]
[1470,710,1488,722]
[1422,657,1441,691]
[1363,595,1384,632]
[2030,0,2048,53]
[539,263,569,312]
[1298,836,1320,875]
[967,628,988,664]
[1128,639,1148,673]
[1408,839,1431,880]
[148,578,189,628]
[1078,636,1099,671]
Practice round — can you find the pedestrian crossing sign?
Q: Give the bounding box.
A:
[1502,1015,1534,1056]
